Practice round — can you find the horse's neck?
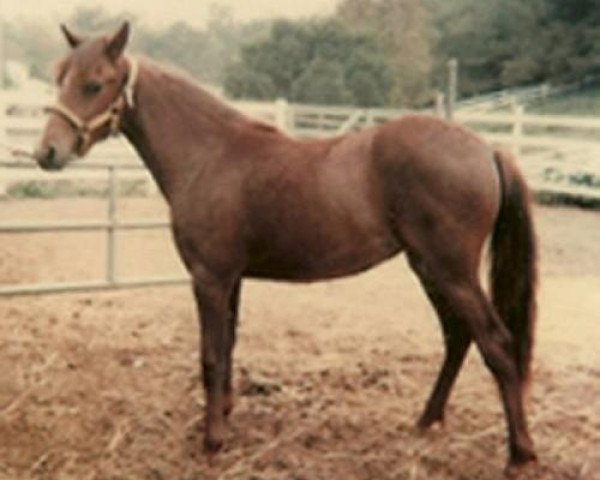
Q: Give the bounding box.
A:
[121,61,240,200]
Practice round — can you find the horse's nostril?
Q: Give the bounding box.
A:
[47,145,56,161]
[35,144,62,170]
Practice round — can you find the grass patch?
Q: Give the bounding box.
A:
[530,84,600,116]
[535,191,600,209]
[5,178,152,199]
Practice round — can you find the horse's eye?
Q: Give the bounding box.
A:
[82,82,102,96]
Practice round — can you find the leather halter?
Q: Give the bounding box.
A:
[45,56,138,156]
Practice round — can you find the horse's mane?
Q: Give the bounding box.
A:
[140,57,279,133]
[246,119,279,133]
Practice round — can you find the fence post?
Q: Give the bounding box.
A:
[0,19,6,90]
[274,98,289,132]
[365,109,375,127]
[0,89,7,196]
[0,89,6,147]
[541,83,550,99]
[106,166,118,284]
[445,58,458,120]
[512,103,524,157]
[434,91,445,117]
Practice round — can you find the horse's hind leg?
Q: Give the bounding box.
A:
[417,292,471,429]
[409,254,536,468]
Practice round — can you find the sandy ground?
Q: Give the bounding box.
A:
[1,198,600,480]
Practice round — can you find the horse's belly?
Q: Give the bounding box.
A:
[244,235,402,282]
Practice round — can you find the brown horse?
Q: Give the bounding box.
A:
[34,22,538,474]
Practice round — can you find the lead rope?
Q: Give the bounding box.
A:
[0,141,36,160]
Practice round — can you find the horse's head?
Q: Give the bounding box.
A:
[34,22,134,170]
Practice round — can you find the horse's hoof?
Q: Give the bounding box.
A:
[504,456,538,478]
[416,414,444,432]
[204,435,224,453]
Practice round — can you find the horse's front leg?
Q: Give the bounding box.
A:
[223,280,241,418]
[193,273,238,452]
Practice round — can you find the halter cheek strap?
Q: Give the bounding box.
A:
[45,56,139,156]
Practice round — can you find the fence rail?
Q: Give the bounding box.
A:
[455,75,600,112]
[2,90,600,296]
[456,108,600,196]
[0,160,187,296]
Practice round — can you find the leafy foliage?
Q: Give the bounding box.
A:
[135,7,270,86]
[337,0,433,105]
[427,0,600,96]
[4,1,600,105]
[290,57,354,105]
[223,20,393,106]
[4,6,266,87]
[223,65,276,100]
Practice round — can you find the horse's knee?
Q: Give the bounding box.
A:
[474,321,519,383]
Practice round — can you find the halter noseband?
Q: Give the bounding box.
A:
[45,56,138,156]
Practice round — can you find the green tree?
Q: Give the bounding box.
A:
[138,21,209,80]
[337,0,433,106]
[345,48,393,106]
[136,6,269,85]
[223,64,276,100]
[224,19,392,106]
[426,0,600,95]
[237,20,312,97]
[290,57,354,105]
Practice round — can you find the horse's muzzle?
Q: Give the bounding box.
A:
[34,144,67,171]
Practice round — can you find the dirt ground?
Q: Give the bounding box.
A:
[1,198,600,480]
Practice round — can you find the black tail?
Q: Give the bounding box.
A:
[490,150,538,385]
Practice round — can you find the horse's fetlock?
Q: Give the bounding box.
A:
[202,360,225,389]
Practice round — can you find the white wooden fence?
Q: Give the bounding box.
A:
[456,108,600,198]
[4,90,600,198]
[242,98,600,200]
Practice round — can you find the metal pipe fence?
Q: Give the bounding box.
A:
[0,159,189,296]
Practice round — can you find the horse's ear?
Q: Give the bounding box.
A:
[105,21,130,61]
[61,24,84,49]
